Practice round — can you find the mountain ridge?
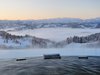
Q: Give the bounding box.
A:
[0,17,100,30]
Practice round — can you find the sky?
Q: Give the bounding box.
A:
[0,0,100,20]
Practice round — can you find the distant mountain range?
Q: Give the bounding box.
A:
[0,17,100,30]
[35,17,100,23]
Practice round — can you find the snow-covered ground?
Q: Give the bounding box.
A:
[0,43,100,59]
[7,28,100,42]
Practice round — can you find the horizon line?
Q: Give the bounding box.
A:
[0,17,100,21]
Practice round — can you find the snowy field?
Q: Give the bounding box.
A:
[0,43,100,59]
[7,28,100,42]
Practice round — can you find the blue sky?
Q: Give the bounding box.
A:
[0,0,100,20]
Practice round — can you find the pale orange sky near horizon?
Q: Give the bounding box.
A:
[0,0,100,20]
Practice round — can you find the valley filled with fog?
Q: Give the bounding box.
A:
[0,18,100,58]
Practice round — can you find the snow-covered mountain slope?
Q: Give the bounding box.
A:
[8,28,100,42]
[0,31,55,49]
[0,29,100,49]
